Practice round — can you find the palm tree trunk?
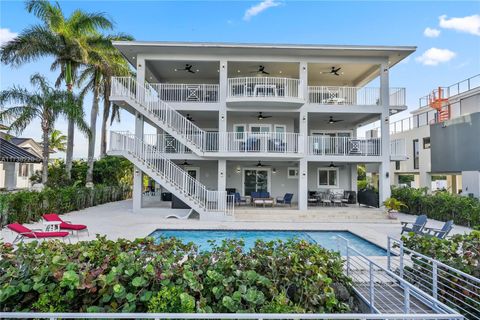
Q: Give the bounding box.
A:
[86,74,100,186]
[100,80,111,157]
[41,126,50,184]
[65,60,74,180]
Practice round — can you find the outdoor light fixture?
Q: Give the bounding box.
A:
[386,172,389,178]
[272,168,277,174]
[236,166,241,173]
[221,115,225,121]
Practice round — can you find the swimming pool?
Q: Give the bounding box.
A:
[149,230,387,256]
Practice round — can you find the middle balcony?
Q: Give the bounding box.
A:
[226,77,305,108]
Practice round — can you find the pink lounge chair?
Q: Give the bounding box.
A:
[42,213,89,238]
[7,223,70,244]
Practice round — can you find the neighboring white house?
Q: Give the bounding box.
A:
[388,74,480,197]
[0,133,43,190]
[107,41,414,219]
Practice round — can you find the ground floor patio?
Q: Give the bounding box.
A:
[0,200,471,251]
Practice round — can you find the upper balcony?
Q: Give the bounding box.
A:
[308,86,406,107]
[226,77,304,108]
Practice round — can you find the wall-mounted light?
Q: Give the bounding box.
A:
[302,116,306,121]
[222,65,225,69]
[221,114,225,121]
[220,171,224,177]
[135,169,140,176]
[272,168,277,174]
[303,66,306,71]
[386,172,389,178]
[236,166,241,174]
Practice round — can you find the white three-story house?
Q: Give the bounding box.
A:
[108,41,414,220]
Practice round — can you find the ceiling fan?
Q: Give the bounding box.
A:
[175,64,197,74]
[251,65,270,75]
[320,66,343,76]
[186,114,194,122]
[180,160,192,166]
[328,116,344,124]
[252,112,272,120]
[256,161,271,168]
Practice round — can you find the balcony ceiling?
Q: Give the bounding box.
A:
[146,60,220,83]
[309,112,380,129]
[308,63,378,86]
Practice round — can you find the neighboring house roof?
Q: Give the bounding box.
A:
[0,138,42,163]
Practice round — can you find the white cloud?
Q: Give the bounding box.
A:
[416,48,456,66]
[439,14,480,36]
[243,0,281,21]
[0,28,18,46]
[424,27,441,38]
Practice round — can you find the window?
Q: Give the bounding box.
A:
[287,167,299,179]
[18,163,29,177]
[395,161,400,170]
[317,168,338,187]
[233,124,245,140]
[423,137,431,149]
[413,139,419,169]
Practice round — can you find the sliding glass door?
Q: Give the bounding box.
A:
[244,169,269,196]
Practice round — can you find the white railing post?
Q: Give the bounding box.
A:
[387,237,391,271]
[432,261,438,300]
[403,286,410,314]
[399,241,404,279]
[369,261,375,312]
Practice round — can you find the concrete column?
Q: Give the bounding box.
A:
[379,62,391,203]
[420,171,432,192]
[136,55,145,85]
[219,60,228,133]
[218,159,226,192]
[133,112,144,212]
[4,162,17,190]
[298,159,308,211]
[350,164,358,193]
[299,61,308,100]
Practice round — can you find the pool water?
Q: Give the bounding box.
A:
[149,230,387,256]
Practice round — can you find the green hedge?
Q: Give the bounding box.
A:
[391,187,480,227]
[0,185,131,227]
[0,236,354,313]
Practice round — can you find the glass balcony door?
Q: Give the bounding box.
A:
[244,169,269,196]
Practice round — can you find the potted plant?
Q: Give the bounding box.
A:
[383,197,407,219]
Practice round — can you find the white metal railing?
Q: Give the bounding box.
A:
[206,132,301,153]
[308,87,406,106]
[388,237,479,319]
[0,312,463,319]
[111,77,207,152]
[389,108,439,134]
[337,237,461,317]
[143,134,193,154]
[390,138,406,157]
[308,136,381,156]
[151,83,219,103]
[110,131,233,216]
[419,74,480,107]
[227,77,302,99]
[142,132,302,154]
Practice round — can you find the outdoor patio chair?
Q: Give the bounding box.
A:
[308,191,319,206]
[276,193,293,207]
[421,220,453,239]
[234,192,247,206]
[400,214,427,234]
[42,213,89,238]
[7,223,70,244]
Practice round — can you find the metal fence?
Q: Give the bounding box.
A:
[337,236,461,317]
[387,237,479,319]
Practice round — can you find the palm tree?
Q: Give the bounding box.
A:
[0,74,89,184]
[78,34,132,186]
[49,129,67,152]
[0,0,113,179]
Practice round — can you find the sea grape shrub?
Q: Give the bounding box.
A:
[0,236,353,313]
[392,187,480,227]
[401,230,480,318]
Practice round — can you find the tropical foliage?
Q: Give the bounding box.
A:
[0,237,355,313]
[0,0,131,180]
[0,74,88,184]
[49,129,67,152]
[0,184,131,227]
[391,187,480,227]
[30,156,133,188]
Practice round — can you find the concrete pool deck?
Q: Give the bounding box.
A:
[0,200,472,252]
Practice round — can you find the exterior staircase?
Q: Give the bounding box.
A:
[109,131,234,219]
[110,77,207,156]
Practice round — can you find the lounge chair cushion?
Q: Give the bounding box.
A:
[7,223,69,238]
[43,213,87,231]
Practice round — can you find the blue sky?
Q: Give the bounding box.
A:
[1,0,479,158]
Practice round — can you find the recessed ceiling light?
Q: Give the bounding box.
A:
[132,57,136,59]
[237,70,241,73]
[196,69,199,72]
[279,71,282,74]
[174,68,178,72]
[217,69,219,72]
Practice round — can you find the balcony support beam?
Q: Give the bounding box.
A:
[298,158,308,211]
[133,112,145,212]
[218,159,227,193]
[379,62,391,204]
